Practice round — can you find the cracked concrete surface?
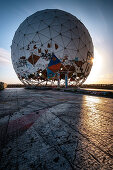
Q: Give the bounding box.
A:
[0,88,113,170]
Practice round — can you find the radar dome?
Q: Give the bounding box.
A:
[11,9,94,87]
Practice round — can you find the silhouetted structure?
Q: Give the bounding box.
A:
[81,84,113,90]
[7,84,25,88]
[7,83,113,90]
[0,82,7,90]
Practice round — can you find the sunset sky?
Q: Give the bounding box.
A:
[0,0,113,84]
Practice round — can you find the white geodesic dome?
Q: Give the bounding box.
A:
[11,9,94,87]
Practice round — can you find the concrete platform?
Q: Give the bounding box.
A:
[0,88,113,169]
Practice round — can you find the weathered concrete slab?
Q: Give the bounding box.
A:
[0,88,113,169]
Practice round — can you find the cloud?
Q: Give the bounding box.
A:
[0,48,11,65]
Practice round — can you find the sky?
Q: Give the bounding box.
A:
[0,0,113,84]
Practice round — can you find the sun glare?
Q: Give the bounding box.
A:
[93,49,102,71]
[85,48,103,84]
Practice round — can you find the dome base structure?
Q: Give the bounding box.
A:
[11,9,94,87]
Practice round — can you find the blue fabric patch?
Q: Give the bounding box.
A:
[75,57,78,61]
[47,68,55,78]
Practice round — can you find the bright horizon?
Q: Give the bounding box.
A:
[0,0,113,84]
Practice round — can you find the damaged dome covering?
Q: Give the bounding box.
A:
[11,9,94,87]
